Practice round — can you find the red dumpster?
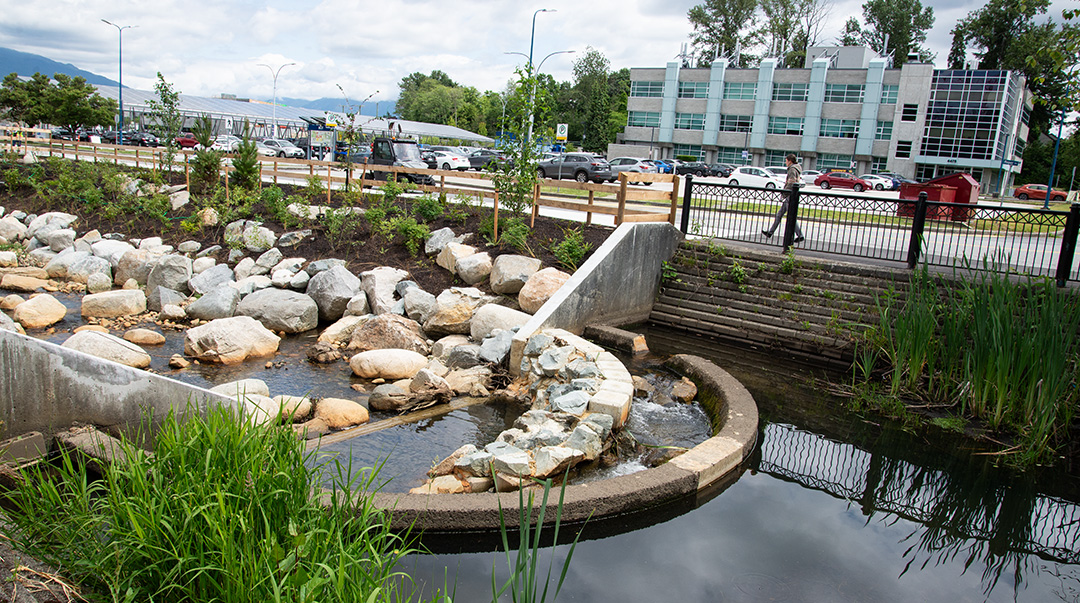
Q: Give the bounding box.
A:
[897,183,957,220]
[922,172,979,221]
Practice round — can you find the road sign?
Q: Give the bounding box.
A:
[741,150,748,160]
[556,123,568,142]
[1003,159,1020,166]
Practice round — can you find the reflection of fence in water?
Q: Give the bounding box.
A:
[757,422,1080,565]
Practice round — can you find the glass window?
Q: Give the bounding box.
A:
[901,104,919,121]
[675,113,706,130]
[718,114,752,132]
[678,81,709,98]
[768,116,804,136]
[673,144,703,160]
[824,84,865,103]
[871,156,888,172]
[716,147,746,163]
[630,81,664,97]
[817,153,854,171]
[875,121,893,140]
[1013,136,1026,158]
[820,119,859,138]
[772,83,809,102]
[765,149,793,166]
[919,70,1010,161]
[724,82,757,100]
[896,141,912,158]
[627,111,661,128]
[881,85,899,104]
[1020,105,1031,125]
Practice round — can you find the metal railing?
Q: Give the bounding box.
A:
[680,176,1080,286]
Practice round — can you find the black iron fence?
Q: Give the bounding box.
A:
[680,177,1080,286]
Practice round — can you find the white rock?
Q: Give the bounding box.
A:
[184,316,280,365]
[349,349,428,380]
[81,290,146,318]
[61,330,151,369]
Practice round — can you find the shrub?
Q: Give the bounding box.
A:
[551,226,591,271]
[229,138,261,190]
[412,194,444,222]
[394,217,430,256]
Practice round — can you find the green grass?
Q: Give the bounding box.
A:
[2,405,429,603]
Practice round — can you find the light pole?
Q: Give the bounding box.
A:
[527,50,574,146]
[528,9,554,71]
[258,62,296,137]
[101,19,135,146]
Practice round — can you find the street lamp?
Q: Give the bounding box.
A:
[101,19,135,146]
[527,50,574,145]
[528,9,555,71]
[258,62,296,137]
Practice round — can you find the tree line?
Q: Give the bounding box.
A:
[0,72,116,133]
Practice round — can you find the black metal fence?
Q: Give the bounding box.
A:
[680,177,1080,286]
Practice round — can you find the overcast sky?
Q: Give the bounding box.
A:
[0,0,1073,105]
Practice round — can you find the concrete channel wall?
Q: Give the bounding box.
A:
[0,329,234,443]
[510,221,683,375]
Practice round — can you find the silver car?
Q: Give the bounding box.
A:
[535,153,613,183]
[259,138,304,158]
[608,157,658,185]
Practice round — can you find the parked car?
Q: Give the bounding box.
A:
[802,169,822,185]
[648,159,673,174]
[126,131,159,147]
[877,172,916,185]
[254,140,278,157]
[859,174,900,191]
[174,133,199,148]
[608,157,657,184]
[676,161,712,177]
[421,150,438,169]
[764,166,788,179]
[211,135,241,152]
[467,148,511,171]
[535,153,613,183]
[259,138,304,158]
[50,127,90,141]
[709,163,736,177]
[368,137,435,185]
[815,171,871,192]
[1013,183,1067,202]
[432,150,470,171]
[724,166,785,188]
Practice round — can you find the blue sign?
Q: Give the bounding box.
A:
[1002,159,1020,166]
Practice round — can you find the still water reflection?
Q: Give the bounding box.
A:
[405,327,1080,602]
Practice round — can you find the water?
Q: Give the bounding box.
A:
[401,326,1080,602]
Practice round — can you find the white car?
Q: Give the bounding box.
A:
[254,140,278,157]
[210,135,241,152]
[432,150,470,171]
[858,174,898,190]
[260,138,305,158]
[802,170,822,185]
[724,166,786,188]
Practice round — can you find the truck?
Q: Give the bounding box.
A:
[364,137,435,186]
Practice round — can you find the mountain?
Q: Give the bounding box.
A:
[279,96,396,117]
[0,47,118,86]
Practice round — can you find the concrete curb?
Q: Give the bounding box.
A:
[372,353,758,532]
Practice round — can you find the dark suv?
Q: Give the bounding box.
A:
[535,153,613,183]
[369,137,435,185]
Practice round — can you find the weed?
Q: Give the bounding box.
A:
[727,260,748,285]
[931,416,967,433]
[778,250,798,275]
[792,284,804,294]
[551,226,591,271]
[305,174,326,201]
[661,261,679,283]
[394,217,430,256]
[412,194,445,222]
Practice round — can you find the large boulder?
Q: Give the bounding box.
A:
[147,286,187,313]
[317,314,370,345]
[112,248,158,285]
[184,316,280,365]
[12,294,66,329]
[360,266,408,315]
[147,254,193,297]
[490,255,543,294]
[61,331,151,369]
[92,240,139,268]
[0,216,27,241]
[305,265,362,322]
[236,288,319,334]
[470,304,531,341]
[431,334,471,362]
[26,212,77,240]
[188,263,235,295]
[184,286,241,321]
[45,251,112,284]
[436,243,476,273]
[455,252,492,285]
[81,289,146,318]
[347,313,430,354]
[423,287,492,335]
[313,398,370,429]
[424,227,467,256]
[349,349,428,380]
[0,274,47,293]
[518,267,571,314]
[209,378,271,398]
[403,287,437,324]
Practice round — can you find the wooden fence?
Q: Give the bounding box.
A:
[1,128,682,234]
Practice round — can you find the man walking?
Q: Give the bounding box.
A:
[762,153,805,243]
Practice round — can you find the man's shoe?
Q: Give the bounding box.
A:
[761,229,772,238]
[793,236,805,243]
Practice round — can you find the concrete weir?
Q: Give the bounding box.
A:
[0,222,759,532]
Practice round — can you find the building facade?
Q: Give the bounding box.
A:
[610,47,1032,193]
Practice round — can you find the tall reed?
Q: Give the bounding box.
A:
[3,405,426,603]
[865,261,1080,464]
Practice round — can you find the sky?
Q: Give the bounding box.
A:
[0,0,1074,106]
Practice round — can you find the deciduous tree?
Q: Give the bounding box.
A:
[687,0,760,67]
[859,0,934,67]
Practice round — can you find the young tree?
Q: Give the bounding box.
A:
[189,114,222,195]
[860,0,935,66]
[146,72,184,174]
[687,0,760,67]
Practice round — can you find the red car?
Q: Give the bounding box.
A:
[815,171,871,192]
[174,133,199,148]
[1013,183,1066,202]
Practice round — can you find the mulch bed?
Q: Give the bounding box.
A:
[0,161,614,296]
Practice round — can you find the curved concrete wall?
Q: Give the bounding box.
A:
[0,329,235,443]
[371,352,758,532]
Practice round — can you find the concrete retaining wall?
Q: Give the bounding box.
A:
[373,353,758,532]
[510,221,683,376]
[0,329,234,443]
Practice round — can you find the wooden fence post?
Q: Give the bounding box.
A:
[668,175,680,225]
[531,182,540,227]
[616,175,628,225]
[327,163,332,204]
[493,191,499,241]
